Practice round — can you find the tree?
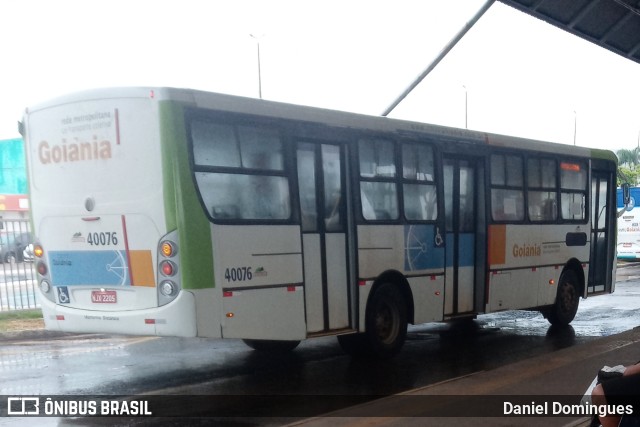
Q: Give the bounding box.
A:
[618,166,639,186]
[616,148,639,170]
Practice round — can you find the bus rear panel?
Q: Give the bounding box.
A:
[25,90,197,337]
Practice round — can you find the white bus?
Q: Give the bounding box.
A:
[22,87,618,358]
[617,186,640,260]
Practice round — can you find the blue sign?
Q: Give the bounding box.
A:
[50,250,130,286]
[404,225,445,271]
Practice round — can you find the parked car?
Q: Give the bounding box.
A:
[23,243,34,263]
[0,232,33,263]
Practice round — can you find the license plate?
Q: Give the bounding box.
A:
[91,290,117,303]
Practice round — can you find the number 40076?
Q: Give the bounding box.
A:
[225,267,252,282]
[87,232,119,246]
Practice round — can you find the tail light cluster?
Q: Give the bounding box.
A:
[34,243,55,303]
[157,230,181,306]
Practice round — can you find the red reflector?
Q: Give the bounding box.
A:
[358,280,367,286]
[56,315,65,321]
[430,275,436,280]
[223,291,233,297]
[532,267,537,272]
[145,319,156,324]
[287,286,296,292]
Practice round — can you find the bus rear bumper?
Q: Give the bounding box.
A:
[39,290,197,337]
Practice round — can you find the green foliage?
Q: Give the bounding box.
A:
[616,149,640,186]
[618,166,640,186]
[0,309,42,321]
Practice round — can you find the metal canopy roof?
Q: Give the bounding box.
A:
[500,0,640,64]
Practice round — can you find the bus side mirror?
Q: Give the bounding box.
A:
[623,183,631,206]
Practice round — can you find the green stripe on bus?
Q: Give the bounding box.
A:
[159,101,215,290]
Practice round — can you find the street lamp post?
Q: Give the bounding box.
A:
[463,85,468,129]
[250,34,263,99]
[573,110,577,145]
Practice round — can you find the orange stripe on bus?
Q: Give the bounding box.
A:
[488,224,506,266]
[129,250,155,287]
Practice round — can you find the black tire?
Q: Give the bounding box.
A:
[4,252,16,264]
[364,282,408,358]
[547,269,580,326]
[242,339,300,353]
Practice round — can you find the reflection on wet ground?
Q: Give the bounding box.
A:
[1,279,639,400]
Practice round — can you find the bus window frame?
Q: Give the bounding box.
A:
[356,137,401,224]
[488,149,590,226]
[526,156,559,224]
[399,140,439,224]
[355,136,442,225]
[185,109,297,226]
[489,152,525,224]
[558,158,589,223]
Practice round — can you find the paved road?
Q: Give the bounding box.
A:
[1,265,639,426]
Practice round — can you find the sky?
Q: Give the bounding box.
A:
[1,0,639,151]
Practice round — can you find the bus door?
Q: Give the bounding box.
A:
[588,170,614,294]
[443,156,481,316]
[296,142,352,333]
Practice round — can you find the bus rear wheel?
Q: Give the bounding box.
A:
[547,269,580,326]
[242,339,300,353]
[364,282,408,359]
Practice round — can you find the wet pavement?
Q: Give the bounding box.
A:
[290,326,640,427]
[1,264,639,426]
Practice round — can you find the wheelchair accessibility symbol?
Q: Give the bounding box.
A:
[57,286,70,304]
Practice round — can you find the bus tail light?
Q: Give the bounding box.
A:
[157,231,181,306]
[34,242,55,302]
[37,262,48,276]
[34,245,44,258]
[160,281,177,296]
[39,280,51,293]
[160,260,176,276]
[161,241,176,257]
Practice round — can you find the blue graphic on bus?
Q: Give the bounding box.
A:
[404,225,445,271]
[49,250,130,286]
[57,286,70,304]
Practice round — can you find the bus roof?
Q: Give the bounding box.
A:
[25,86,614,162]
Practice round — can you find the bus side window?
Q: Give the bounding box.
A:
[191,120,291,221]
[527,158,557,222]
[358,139,399,221]
[402,143,437,221]
[560,161,587,221]
[490,154,524,222]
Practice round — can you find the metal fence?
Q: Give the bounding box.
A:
[0,220,38,311]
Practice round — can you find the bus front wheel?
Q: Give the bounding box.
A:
[364,282,408,358]
[547,269,580,326]
[242,339,300,353]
